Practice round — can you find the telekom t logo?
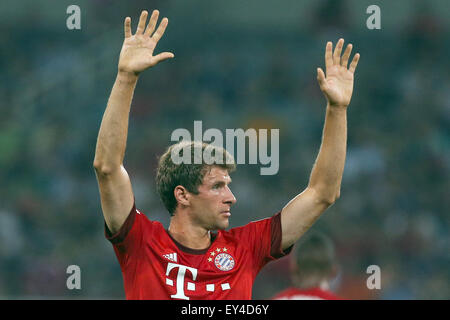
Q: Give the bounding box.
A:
[166,262,198,300]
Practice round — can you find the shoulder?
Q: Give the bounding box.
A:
[222,213,283,246]
[226,215,276,235]
[218,213,283,247]
[106,205,165,245]
[215,215,278,253]
[135,208,166,232]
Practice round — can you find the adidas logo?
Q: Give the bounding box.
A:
[163,253,177,262]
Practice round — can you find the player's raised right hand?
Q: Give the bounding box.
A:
[118,10,174,75]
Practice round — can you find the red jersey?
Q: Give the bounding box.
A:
[272,287,341,300]
[105,202,291,300]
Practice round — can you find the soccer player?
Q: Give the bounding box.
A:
[93,10,360,300]
[272,232,341,300]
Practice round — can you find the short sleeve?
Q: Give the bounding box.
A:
[104,202,137,245]
[270,212,293,259]
[104,201,150,265]
[230,211,292,272]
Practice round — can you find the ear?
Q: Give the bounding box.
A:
[174,185,190,207]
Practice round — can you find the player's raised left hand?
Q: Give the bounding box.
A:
[317,39,360,108]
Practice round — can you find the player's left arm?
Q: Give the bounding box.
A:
[280,39,360,250]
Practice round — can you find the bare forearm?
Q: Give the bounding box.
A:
[94,71,139,171]
[308,104,347,203]
[280,40,358,248]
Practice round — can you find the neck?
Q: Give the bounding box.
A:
[168,215,211,250]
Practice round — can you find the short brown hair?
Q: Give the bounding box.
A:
[156,141,236,215]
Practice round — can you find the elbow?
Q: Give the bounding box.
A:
[312,187,341,206]
[329,188,341,204]
[93,159,114,175]
[330,190,341,205]
[324,191,340,206]
[320,197,337,207]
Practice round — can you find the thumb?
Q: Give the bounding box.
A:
[153,52,175,64]
[317,67,327,90]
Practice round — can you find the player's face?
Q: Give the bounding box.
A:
[189,166,236,230]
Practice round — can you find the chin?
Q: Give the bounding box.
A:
[214,219,229,231]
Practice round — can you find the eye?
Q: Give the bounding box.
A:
[212,183,222,189]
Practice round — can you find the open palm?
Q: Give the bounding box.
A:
[317,39,360,108]
[118,10,174,75]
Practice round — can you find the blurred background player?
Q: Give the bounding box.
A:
[272,232,341,300]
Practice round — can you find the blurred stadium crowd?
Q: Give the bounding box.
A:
[0,0,448,299]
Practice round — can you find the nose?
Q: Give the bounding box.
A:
[224,186,237,205]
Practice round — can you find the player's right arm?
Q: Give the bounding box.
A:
[93,10,174,234]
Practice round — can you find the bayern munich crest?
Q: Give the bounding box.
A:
[214,253,235,271]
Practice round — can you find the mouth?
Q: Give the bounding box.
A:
[221,210,231,217]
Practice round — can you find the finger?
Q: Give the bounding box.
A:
[152,17,169,42]
[333,38,344,65]
[317,67,327,90]
[136,10,148,35]
[124,17,132,38]
[341,43,353,68]
[349,53,360,73]
[153,52,175,64]
[144,10,160,36]
[325,41,333,71]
